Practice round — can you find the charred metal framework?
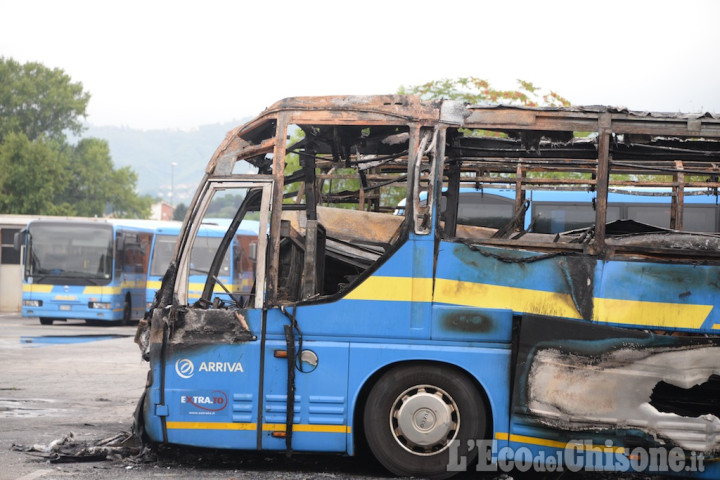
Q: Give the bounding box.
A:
[192,96,720,307]
[136,96,720,478]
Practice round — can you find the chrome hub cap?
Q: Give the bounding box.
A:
[390,385,459,455]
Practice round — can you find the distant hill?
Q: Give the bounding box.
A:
[85,119,249,205]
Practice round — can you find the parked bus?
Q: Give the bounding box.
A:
[19,218,154,325]
[135,97,720,478]
[399,186,720,233]
[145,221,258,309]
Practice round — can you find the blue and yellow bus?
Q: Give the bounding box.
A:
[145,221,258,309]
[135,97,720,478]
[400,187,720,233]
[19,218,154,325]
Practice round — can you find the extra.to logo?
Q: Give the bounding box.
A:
[175,358,195,379]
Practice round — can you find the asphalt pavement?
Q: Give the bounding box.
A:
[0,313,396,480]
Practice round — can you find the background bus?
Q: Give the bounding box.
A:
[400,187,720,233]
[19,218,154,325]
[145,221,258,309]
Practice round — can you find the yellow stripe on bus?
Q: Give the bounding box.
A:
[262,423,351,433]
[166,421,350,434]
[84,286,122,295]
[166,421,257,431]
[347,276,713,330]
[434,278,582,320]
[345,277,433,302]
[495,432,626,454]
[23,284,53,293]
[593,297,712,330]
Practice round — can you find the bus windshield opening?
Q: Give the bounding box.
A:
[26,223,113,284]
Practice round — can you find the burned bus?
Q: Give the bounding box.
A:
[136,96,720,478]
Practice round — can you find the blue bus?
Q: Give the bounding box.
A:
[399,187,720,233]
[19,218,154,325]
[145,221,258,309]
[135,97,720,478]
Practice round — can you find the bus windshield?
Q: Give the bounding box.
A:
[149,233,231,277]
[26,223,113,283]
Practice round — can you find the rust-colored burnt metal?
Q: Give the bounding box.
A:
[194,96,720,304]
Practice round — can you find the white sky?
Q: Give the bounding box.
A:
[2,0,719,130]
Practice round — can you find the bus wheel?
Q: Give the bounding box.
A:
[121,295,131,325]
[39,318,53,325]
[363,364,485,479]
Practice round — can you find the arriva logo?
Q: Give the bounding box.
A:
[175,358,244,379]
[199,361,244,373]
[175,358,195,378]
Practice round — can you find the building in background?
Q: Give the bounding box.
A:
[151,202,175,221]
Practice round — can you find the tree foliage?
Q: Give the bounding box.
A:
[63,138,152,218]
[0,57,90,143]
[173,203,188,221]
[0,132,72,215]
[0,57,151,218]
[398,76,577,179]
[398,77,571,107]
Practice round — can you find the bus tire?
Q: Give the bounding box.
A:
[363,364,485,479]
[39,317,53,325]
[121,295,132,325]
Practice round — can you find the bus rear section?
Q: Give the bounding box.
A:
[135,96,720,479]
[145,222,258,309]
[21,219,153,325]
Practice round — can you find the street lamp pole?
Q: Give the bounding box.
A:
[171,162,178,207]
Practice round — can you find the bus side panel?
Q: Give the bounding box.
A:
[264,237,435,340]
[595,259,720,333]
[433,242,583,322]
[509,314,720,476]
[347,343,512,456]
[150,306,262,451]
[122,275,147,321]
[434,241,720,334]
[157,342,261,449]
[260,337,350,452]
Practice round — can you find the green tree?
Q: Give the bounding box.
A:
[61,138,152,218]
[0,132,73,214]
[0,57,90,142]
[398,77,570,107]
[173,203,187,221]
[0,58,150,218]
[398,77,580,182]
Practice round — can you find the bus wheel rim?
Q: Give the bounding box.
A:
[390,384,458,455]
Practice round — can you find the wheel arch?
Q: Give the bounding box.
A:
[351,359,493,457]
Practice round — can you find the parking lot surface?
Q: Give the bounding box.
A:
[0,313,401,480]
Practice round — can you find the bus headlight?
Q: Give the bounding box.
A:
[89,302,111,309]
[23,300,42,307]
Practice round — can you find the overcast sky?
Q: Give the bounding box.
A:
[2,0,719,130]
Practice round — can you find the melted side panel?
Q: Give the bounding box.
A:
[513,315,720,454]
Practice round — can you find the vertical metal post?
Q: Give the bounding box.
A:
[671,160,685,230]
[301,146,319,299]
[266,113,289,304]
[171,162,178,208]
[594,113,612,253]
[514,164,526,232]
[407,124,422,233]
[444,161,460,238]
